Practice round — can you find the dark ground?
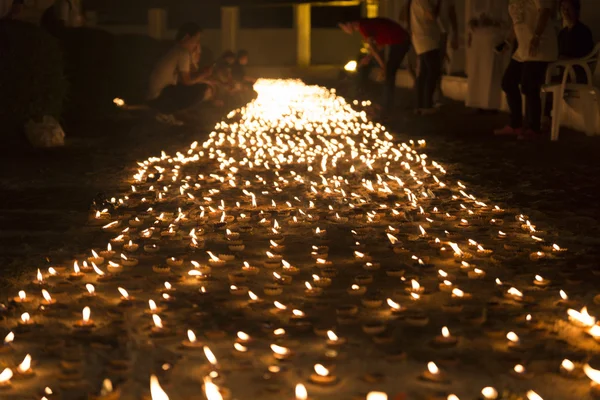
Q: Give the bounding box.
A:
[1,84,599,291]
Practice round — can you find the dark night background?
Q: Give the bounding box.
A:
[86,0,362,29]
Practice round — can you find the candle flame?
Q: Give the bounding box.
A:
[21,313,30,323]
[366,393,388,400]
[150,374,170,400]
[327,330,338,341]
[561,359,575,372]
[314,364,329,376]
[204,346,218,365]
[82,307,91,323]
[427,361,439,374]
[0,368,13,383]
[118,287,129,299]
[441,326,450,338]
[4,332,14,344]
[237,331,250,341]
[270,344,289,355]
[567,307,596,327]
[203,377,223,400]
[42,289,52,302]
[17,354,31,373]
[295,383,308,400]
[506,331,519,343]
[187,330,197,343]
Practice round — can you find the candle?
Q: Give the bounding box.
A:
[310,364,337,384]
[33,269,45,285]
[16,354,34,378]
[567,307,596,328]
[270,344,292,360]
[0,368,13,388]
[480,386,498,399]
[421,361,447,382]
[1,332,14,353]
[295,383,308,400]
[304,282,323,297]
[366,393,387,400]
[19,312,33,327]
[584,363,600,398]
[182,329,203,349]
[432,326,458,347]
[150,374,170,399]
[510,364,533,379]
[88,250,105,265]
[506,331,520,349]
[92,379,120,400]
[74,307,95,330]
[326,330,346,346]
[41,289,56,305]
[117,287,134,306]
[533,275,551,287]
[347,284,366,296]
[13,290,30,304]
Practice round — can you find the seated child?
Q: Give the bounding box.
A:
[232,50,256,88]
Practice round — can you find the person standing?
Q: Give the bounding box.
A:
[408,0,457,115]
[339,17,410,117]
[495,0,558,139]
[466,0,510,112]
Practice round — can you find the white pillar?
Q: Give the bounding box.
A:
[361,0,379,18]
[294,4,311,67]
[148,8,167,40]
[221,6,240,52]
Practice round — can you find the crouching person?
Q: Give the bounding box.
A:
[147,22,213,125]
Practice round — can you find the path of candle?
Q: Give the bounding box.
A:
[0,79,593,400]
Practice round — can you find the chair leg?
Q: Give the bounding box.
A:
[550,90,562,141]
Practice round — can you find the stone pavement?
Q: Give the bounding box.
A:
[0,79,598,399]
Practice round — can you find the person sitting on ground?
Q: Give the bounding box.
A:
[557,0,594,83]
[339,17,410,118]
[214,50,236,89]
[147,22,214,125]
[232,50,256,88]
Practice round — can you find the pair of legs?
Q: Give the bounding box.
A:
[382,42,411,114]
[416,49,442,109]
[149,83,212,115]
[501,59,548,132]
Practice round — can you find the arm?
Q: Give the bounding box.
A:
[529,6,552,56]
[366,38,386,70]
[447,1,459,49]
[399,0,411,28]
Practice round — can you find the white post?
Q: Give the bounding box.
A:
[294,4,311,67]
[221,6,240,52]
[148,8,167,40]
[361,0,379,18]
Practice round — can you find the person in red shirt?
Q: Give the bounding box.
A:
[340,18,410,117]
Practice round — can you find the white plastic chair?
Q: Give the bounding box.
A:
[541,42,600,141]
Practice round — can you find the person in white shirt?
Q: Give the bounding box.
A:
[404,0,458,114]
[495,0,558,138]
[147,22,214,125]
[466,0,510,112]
